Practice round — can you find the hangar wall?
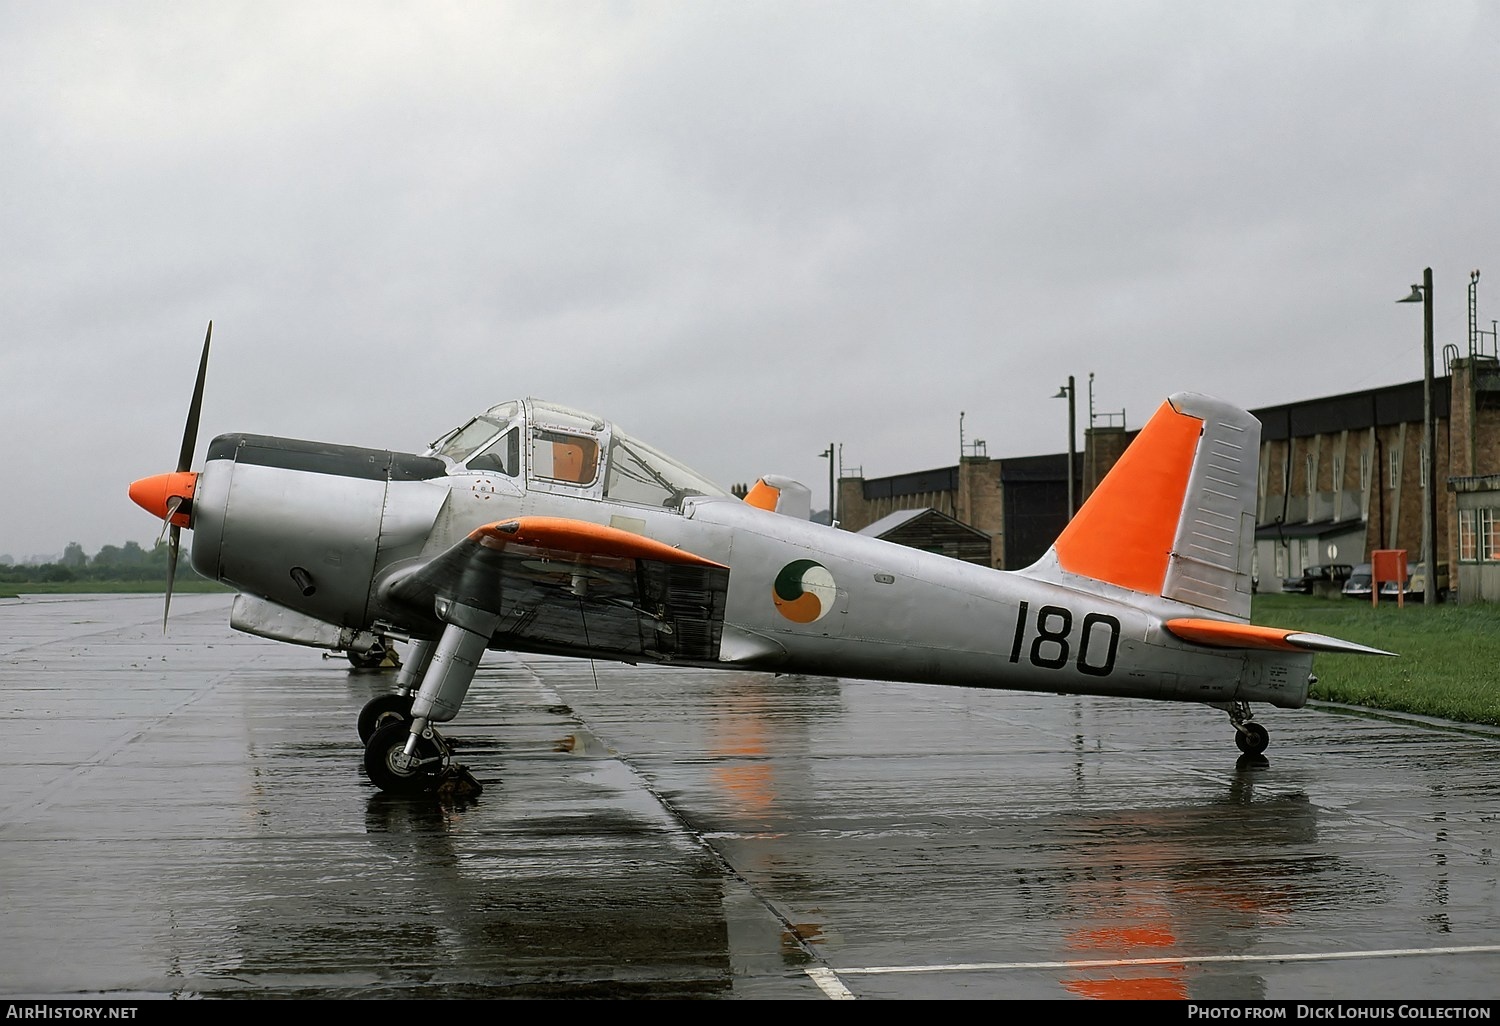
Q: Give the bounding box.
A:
[835,365,1500,601]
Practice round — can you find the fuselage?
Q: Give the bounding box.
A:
[184,422,1313,712]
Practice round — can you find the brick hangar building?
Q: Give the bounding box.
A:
[834,347,1500,604]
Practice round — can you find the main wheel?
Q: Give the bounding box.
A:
[1235,721,1270,756]
[357,693,415,744]
[364,721,444,794]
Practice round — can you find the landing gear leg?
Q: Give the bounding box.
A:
[1215,700,1270,756]
[395,638,435,692]
[362,604,496,795]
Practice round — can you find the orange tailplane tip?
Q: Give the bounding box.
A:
[1165,617,1397,657]
[1165,618,1304,651]
[129,471,197,526]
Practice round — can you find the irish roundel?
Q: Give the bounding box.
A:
[773,559,837,623]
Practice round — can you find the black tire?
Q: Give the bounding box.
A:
[1235,721,1270,756]
[357,693,415,745]
[364,721,443,794]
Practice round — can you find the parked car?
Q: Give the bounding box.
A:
[1342,563,1373,599]
[1281,564,1354,594]
[1379,562,1450,602]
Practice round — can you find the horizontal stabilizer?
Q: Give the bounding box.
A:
[1165,618,1396,657]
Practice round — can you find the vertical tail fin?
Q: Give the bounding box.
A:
[1024,392,1261,620]
[743,475,813,520]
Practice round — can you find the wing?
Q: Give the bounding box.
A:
[382,516,730,662]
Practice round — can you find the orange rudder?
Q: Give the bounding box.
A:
[1052,397,1203,595]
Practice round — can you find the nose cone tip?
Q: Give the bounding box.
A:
[129,471,197,525]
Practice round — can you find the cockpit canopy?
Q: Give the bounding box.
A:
[426,399,730,510]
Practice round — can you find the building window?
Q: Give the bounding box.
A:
[1389,450,1400,489]
[1466,508,1500,562]
[1359,452,1370,492]
[1305,454,1314,496]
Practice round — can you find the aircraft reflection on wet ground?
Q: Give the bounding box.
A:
[2,594,1499,1000]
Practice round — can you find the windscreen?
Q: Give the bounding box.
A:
[428,402,520,463]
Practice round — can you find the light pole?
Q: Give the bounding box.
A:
[1052,375,1077,519]
[817,443,835,526]
[1397,268,1437,606]
[1087,372,1096,495]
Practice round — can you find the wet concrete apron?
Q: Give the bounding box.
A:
[2,594,1497,1000]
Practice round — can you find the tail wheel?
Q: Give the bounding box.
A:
[357,693,415,744]
[1235,721,1270,756]
[364,721,444,793]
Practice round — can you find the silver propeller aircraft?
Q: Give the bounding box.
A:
[130,325,1393,794]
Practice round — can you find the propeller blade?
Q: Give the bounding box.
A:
[177,322,212,473]
[156,494,184,544]
[162,320,209,632]
[164,524,180,632]
[151,495,182,546]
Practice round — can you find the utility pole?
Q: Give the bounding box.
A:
[1398,268,1437,605]
[1053,376,1077,519]
[817,443,835,526]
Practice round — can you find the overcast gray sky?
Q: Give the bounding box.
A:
[3,1,1497,560]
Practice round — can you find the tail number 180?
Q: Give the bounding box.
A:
[1007,601,1120,677]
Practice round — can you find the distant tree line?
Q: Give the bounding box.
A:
[0,540,174,584]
